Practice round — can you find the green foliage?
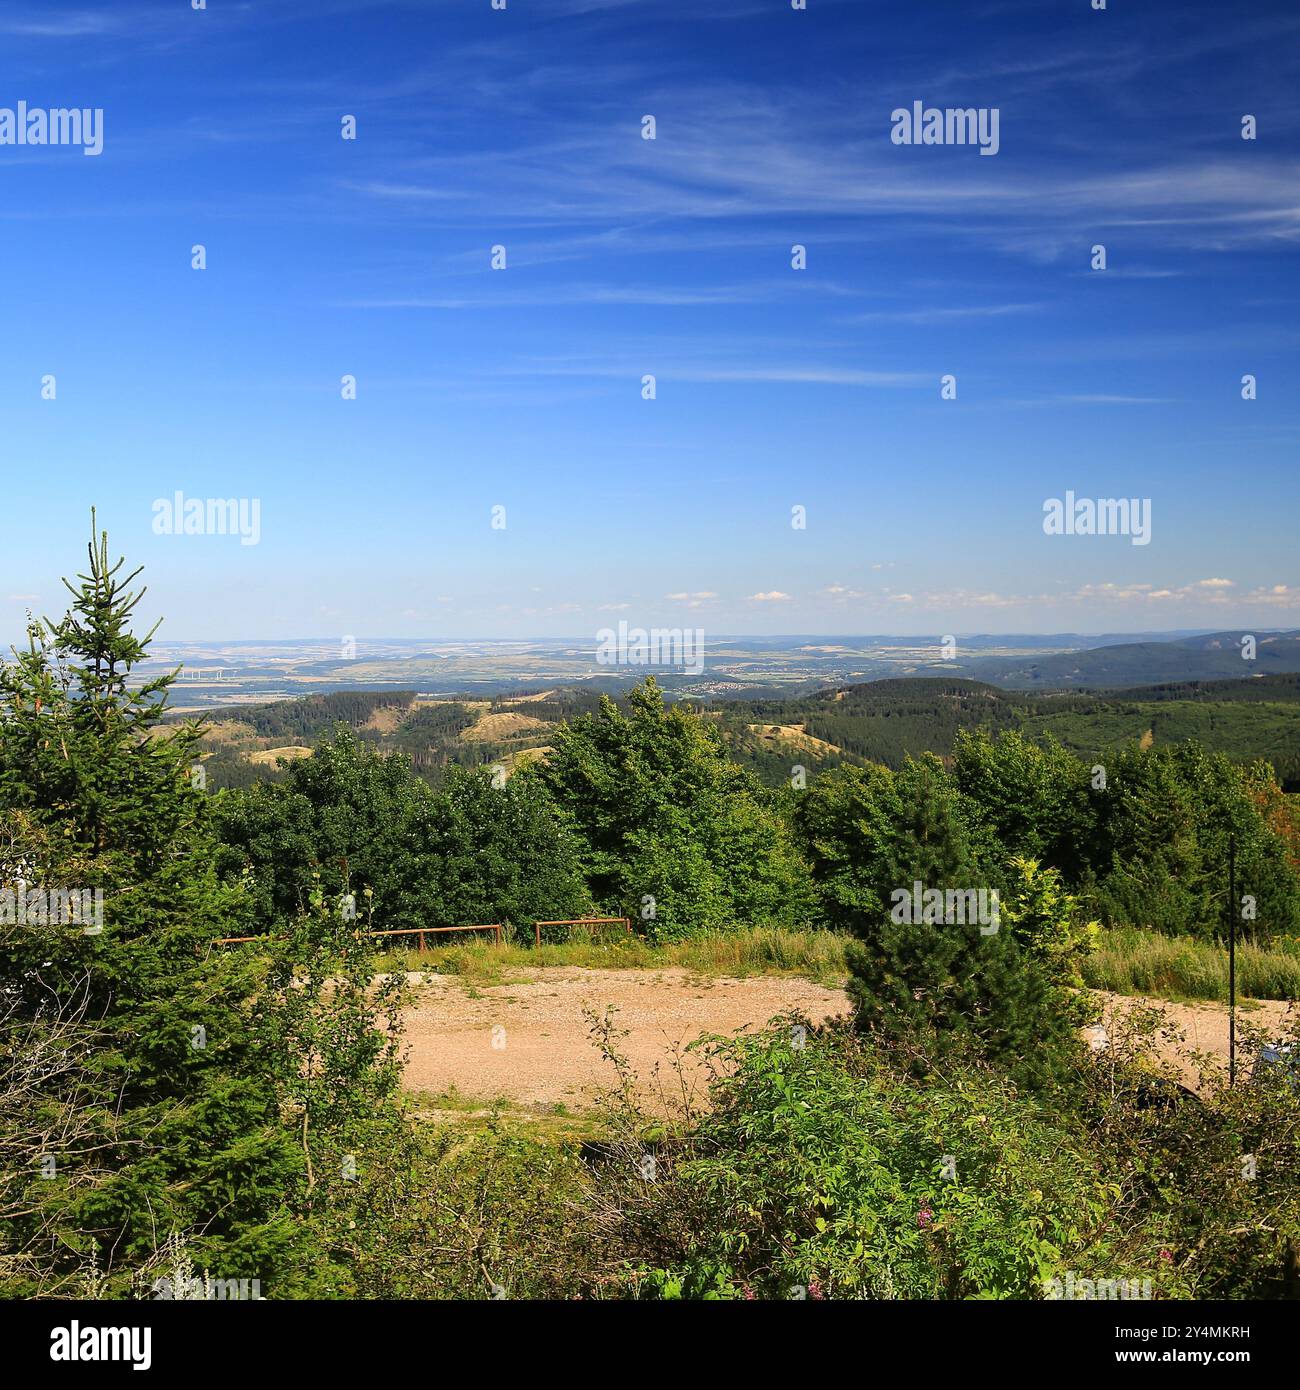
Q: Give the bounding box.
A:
[796,752,1095,1089]
[1018,698,1300,792]
[845,918,1087,1093]
[607,1017,1300,1301]
[402,764,593,932]
[213,726,423,926]
[952,729,1096,879]
[324,1112,605,1300]
[1087,743,1299,939]
[617,1029,1171,1299]
[301,1013,1300,1303]
[999,855,1100,987]
[540,678,815,939]
[795,755,980,932]
[0,524,403,1298]
[215,733,592,935]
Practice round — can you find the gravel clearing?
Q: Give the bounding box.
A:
[397,970,1300,1110]
[399,967,850,1109]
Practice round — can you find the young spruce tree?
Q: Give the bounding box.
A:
[0,521,399,1297]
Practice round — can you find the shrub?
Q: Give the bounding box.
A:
[614,1029,1174,1299]
[846,915,1088,1093]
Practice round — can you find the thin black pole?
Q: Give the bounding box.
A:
[1229,832,1237,1088]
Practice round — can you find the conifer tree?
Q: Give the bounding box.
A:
[799,756,1084,1091]
[0,520,399,1297]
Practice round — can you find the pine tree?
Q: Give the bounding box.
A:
[846,916,1084,1092]
[0,521,399,1297]
[800,755,1084,1091]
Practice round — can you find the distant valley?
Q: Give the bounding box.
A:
[145,628,1300,711]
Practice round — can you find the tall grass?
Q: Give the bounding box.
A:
[1082,928,1300,1003]
[376,924,849,985]
[378,922,1300,1002]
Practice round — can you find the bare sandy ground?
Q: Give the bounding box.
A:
[397,970,1299,1109]
[398,967,849,1109]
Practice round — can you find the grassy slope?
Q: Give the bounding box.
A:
[1082,928,1300,1003]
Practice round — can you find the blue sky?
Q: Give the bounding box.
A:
[1,0,1297,641]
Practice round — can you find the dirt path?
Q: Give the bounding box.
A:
[399,967,849,1109]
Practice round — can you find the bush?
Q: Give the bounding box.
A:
[613,1028,1175,1299]
[315,1109,606,1300]
[1073,1002,1300,1299]
[999,855,1100,987]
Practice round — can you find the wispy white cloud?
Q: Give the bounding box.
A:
[506,357,927,387]
[343,284,771,309]
[846,302,1044,325]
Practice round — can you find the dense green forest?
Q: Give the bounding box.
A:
[5,532,1300,1301]
[717,676,1300,790]
[203,689,419,741]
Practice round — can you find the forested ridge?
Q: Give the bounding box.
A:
[185,671,1300,792]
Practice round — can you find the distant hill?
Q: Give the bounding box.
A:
[1087,673,1300,703]
[169,689,419,740]
[178,687,563,790]
[713,671,1300,789]
[963,630,1300,689]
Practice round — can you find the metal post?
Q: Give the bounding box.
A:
[1229,833,1237,1088]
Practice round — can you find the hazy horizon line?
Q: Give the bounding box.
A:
[135,627,1294,646]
